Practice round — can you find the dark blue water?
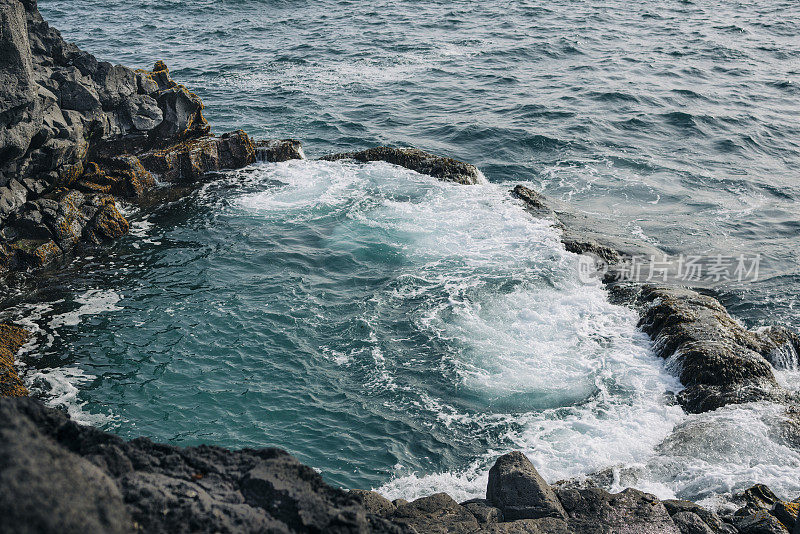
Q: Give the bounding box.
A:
[7,0,799,506]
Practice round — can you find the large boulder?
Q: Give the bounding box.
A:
[0,397,133,533]
[321,146,484,185]
[486,451,567,521]
[635,285,799,413]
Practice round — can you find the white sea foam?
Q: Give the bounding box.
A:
[3,289,124,425]
[48,289,122,330]
[235,159,800,506]
[27,366,113,426]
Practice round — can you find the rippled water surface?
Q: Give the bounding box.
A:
[10,0,800,504]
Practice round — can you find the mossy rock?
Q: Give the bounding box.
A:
[0,324,29,398]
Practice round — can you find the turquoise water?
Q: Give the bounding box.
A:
[6,0,800,505]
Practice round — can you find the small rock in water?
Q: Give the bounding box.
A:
[320,146,483,185]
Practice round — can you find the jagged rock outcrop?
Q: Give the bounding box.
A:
[321,146,485,185]
[4,403,766,534]
[630,285,800,413]
[0,397,411,534]
[512,183,800,415]
[0,0,282,275]
[511,184,664,263]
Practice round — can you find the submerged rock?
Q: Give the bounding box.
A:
[512,183,800,415]
[511,184,665,264]
[321,146,484,185]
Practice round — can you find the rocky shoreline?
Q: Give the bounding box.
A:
[1,1,800,532]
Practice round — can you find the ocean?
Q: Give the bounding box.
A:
[5,0,799,506]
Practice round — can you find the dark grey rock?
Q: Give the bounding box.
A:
[392,492,479,533]
[556,487,679,534]
[0,397,132,534]
[135,69,159,94]
[93,62,137,109]
[350,489,397,517]
[663,499,736,533]
[772,501,798,532]
[321,146,484,185]
[480,517,572,533]
[0,179,28,221]
[741,486,782,511]
[635,285,798,413]
[123,94,163,132]
[0,397,412,534]
[155,85,208,139]
[733,512,789,534]
[0,0,40,165]
[672,511,716,534]
[255,138,305,162]
[462,498,503,524]
[511,184,665,264]
[58,77,101,112]
[486,451,567,521]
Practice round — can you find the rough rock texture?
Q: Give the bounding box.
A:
[0,323,28,397]
[0,397,133,534]
[732,511,789,534]
[350,489,398,518]
[136,129,256,182]
[0,397,411,534]
[512,183,800,415]
[321,146,484,185]
[255,138,305,163]
[630,285,799,413]
[556,487,680,534]
[462,498,504,524]
[487,451,568,521]
[663,499,736,534]
[0,0,261,274]
[391,493,480,533]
